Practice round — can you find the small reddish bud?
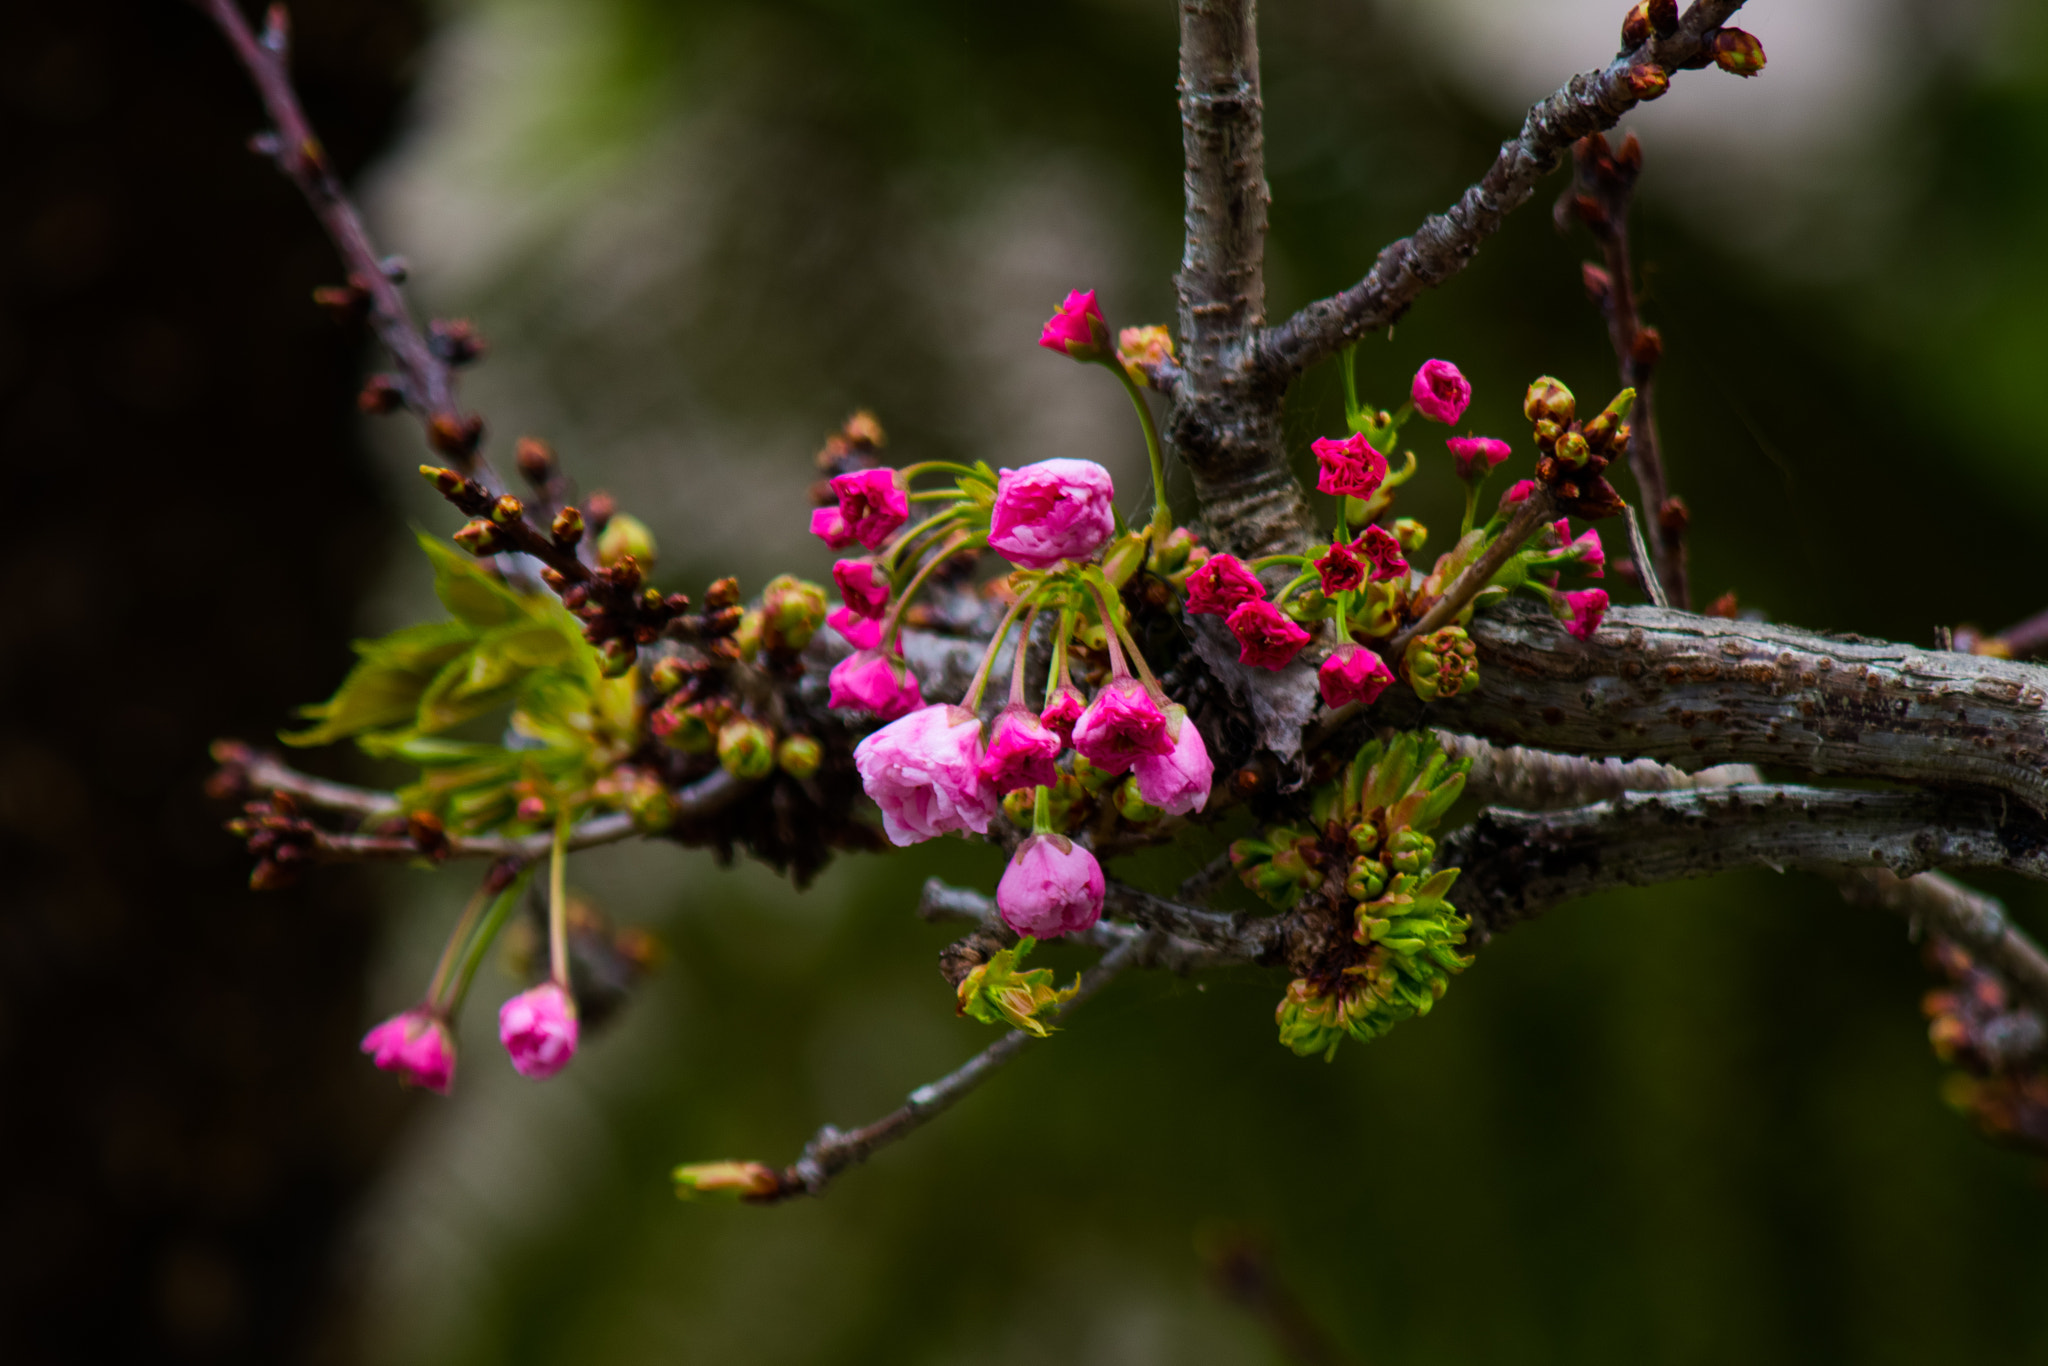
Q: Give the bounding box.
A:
[407,809,448,856]
[1621,64,1670,101]
[1582,263,1614,306]
[1658,496,1690,536]
[552,506,584,544]
[539,567,567,591]
[842,410,886,450]
[1713,28,1766,77]
[491,494,524,525]
[516,436,556,484]
[584,490,617,530]
[704,577,742,611]
[428,318,487,366]
[1647,0,1679,35]
[1631,326,1664,369]
[358,374,405,415]
[418,464,466,497]
[1621,1,1652,48]
[311,283,366,321]
[427,412,484,458]
[453,519,501,556]
[1705,592,1740,620]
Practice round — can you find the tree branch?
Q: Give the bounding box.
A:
[1251,0,1746,384]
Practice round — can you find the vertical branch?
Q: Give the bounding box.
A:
[1560,133,1689,608]
[1172,0,1313,561]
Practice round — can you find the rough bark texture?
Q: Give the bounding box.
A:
[1416,601,2048,815]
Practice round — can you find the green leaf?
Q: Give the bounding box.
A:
[415,530,532,630]
[280,620,477,748]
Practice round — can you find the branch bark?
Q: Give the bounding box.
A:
[1251,0,1746,385]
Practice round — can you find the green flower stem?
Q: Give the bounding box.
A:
[1459,483,1479,539]
[1085,577,1165,697]
[1270,569,1319,608]
[1008,605,1042,707]
[547,811,571,989]
[1341,345,1361,425]
[1044,607,1076,700]
[896,460,988,484]
[1249,554,1308,571]
[877,530,977,648]
[882,506,972,577]
[907,490,965,503]
[425,875,496,1010]
[1103,359,1173,541]
[444,868,537,1017]
[1032,783,1052,835]
[962,593,1034,712]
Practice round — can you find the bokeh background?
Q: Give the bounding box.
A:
[7,0,2048,1361]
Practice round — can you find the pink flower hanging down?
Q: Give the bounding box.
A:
[810,506,857,550]
[1558,587,1610,641]
[826,606,884,652]
[1358,524,1409,582]
[1225,599,1311,671]
[1311,433,1389,501]
[852,704,1000,846]
[828,649,923,719]
[1185,553,1267,617]
[499,982,579,1081]
[1038,289,1110,362]
[997,834,1106,938]
[832,559,891,618]
[830,469,910,550]
[1132,705,1213,816]
[1551,521,1605,578]
[1071,676,1173,774]
[1313,540,1365,596]
[1318,643,1396,709]
[1500,479,1538,512]
[987,459,1117,569]
[361,1008,456,1094]
[1411,359,1472,425]
[978,704,1063,795]
[1039,684,1087,745]
[1446,435,1512,482]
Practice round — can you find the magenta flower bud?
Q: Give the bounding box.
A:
[854,704,1000,846]
[1313,540,1365,596]
[498,982,579,1080]
[1318,643,1395,709]
[1446,435,1512,482]
[1039,684,1087,745]
[361,1007,456,1094]
[1184,552,1267,617]
[1071,676,1173,775]
[997,833,1105,939]
[1567,525,1606,578]
[828,649,923,719]
[1311,433,1389,500]
[810,505,857,549]
[1411,359,1472,425]
[827,605,884,651]
[832,559,891,619]
[979,704,1063,795]
[1131,705,1213,816]
[1500,479,1538,512]
[830,468,910,550]
[987,459,1117,569]
[1358,524,1408,582]
[1225,599,1312,671]
[1558,587,1610,642]
[1037,289,1110,362]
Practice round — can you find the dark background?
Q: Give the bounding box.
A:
[5,1,2048,1363]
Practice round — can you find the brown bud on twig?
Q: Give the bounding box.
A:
[1658,496,1690,536]
[407,810,449,859]
[428,318,487,366]
[358,374,405,415]
[427,412,484,459]
[704,577,742,611]
[1646,0,1679,36]
[1621,63,1670,101]
[583,490,616,531]
[491,494,524,525]
[1705,592,1740,619]
[1630,325,1663,370]
[516,436,556,485]
[552,506,584,545]
[1621,2,1652,49]
[311,282,366,323]
[453,519,501,556]
[1713,28,1766,77]
[1582,263,1614,308]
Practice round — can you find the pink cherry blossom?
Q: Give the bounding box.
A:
[1318,644,1396,709]
[1225,599,1311,671]
[1411,359,1471,425]
[1071,676,1173,774]
[1185,553,1267,616]
[830,468,910,550]
[1559,587,1610,641]
[1358,525,1408,582]
[828,649,922,718]
[1039,685,1086,745]
[810,505,857,549]
[498,982,579,1080]
[832,559,891,618]
[1311,433,1389,500]
[988,459,1116,569]
[1446,435,1512,481]
[852,704,1000,846]
[1037,289,1109,361]
[1562,524,1605,578]
[827,606,884,652]
[997,834,1105,938]
[1132,705,1213,816]
[978,704,1063,795]
[1500,479,1538,512]
[361,1008,456,1094]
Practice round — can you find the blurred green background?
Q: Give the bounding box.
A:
[34,0,2048,1360]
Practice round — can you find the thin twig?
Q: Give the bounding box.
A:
[1391,487,1555,658]
[919,879,1249,973]
[214,741,401,816]
[1251,0,1747,383]
[754,931,1151,1201]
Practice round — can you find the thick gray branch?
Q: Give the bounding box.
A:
[1252,0,1746,382]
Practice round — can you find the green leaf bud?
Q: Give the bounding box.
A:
[597,512,657,569]
[599,636,637,678]
[1148,525,1196,576]
[452,519,501,556]
[1100,531,1148,590]
[673,1160,780,1201]
[648,655,690,695]
[625,770,680,833]
[956,937,1077,1038]
[733,609,763,661]
[760,575,827,653]
[717,717,777,780]
[1391,517,1428,554]
[490,493,524,525]
[776,734,823,779]
[551,505,584,545]
[1387,828,1436,875]
[1347,856,1389,902]
[1114,775,1163,823]
[1523,376,1576,426]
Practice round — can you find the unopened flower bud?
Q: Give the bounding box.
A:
[499,982,578,1080]
[1148,525,1197,575]
[1647,0,1678,34]
[417,465,464,498]
[1403,626,1480,701]
[1523,376,1576,426]
[760,574,827,653]
[491,493,524,525]
[551,506,584,545]
[717,717,777,780]
[1346,856,1389,902]
[1621,1,1652,47]
[1114,775,1163,823]
[1100,530,1148,589]
[361,1007,456,1093]
[599,637,637,677]
[1038,289,1110,362]
[704,577,741,611]
[359,374,405,414]
[597,513,657,569]
[1713,28,1766,77]
[516,436,555,484]
[1391,518,1427,554]
[777,734,823,779]
[428,317,487,365]
[1622,63,1670,101]
[625,771,679,832]
[1582,262,1613,306]
[648,655,690,695]
[1553,430,1591,469]
[1387,828,1436,875]
[733,608,763,660]
[673,1160,780,1201]
[1631,326,1664,370]
[453,519,501,556]
[427,412,484,458]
